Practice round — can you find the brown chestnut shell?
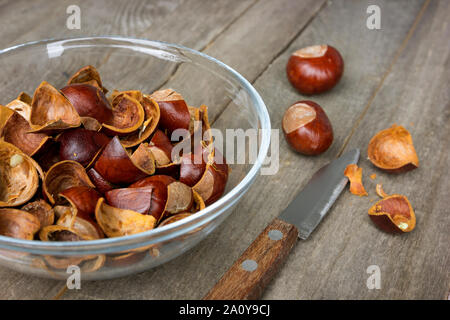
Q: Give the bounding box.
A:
[368,194,416,233]
[6,93,32,122]
[150,89,190,135]
[87,168,115,194]
[43,160,95,205]
[67,65,107,93]
[105,186,153,215]
[93,136,149,185]
[100,94,145,136]
[0,208,40,240]
[367,124,419,173]
[148,129,174,167]
[129,175,176,223]
[0,105,50,156]
[21,199,54,229]
[130,143,156,175]
[59,186,101,220]
[193,148,229,205]
[29,81,81,133]
[118,93,160,148]
[95,198,156,238]
[58,128,110,167]
[0,141,41,207]
[61,83,113,124]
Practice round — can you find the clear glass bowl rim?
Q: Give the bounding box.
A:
[0,36,271,255]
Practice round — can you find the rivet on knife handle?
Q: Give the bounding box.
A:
[203,218,298,300]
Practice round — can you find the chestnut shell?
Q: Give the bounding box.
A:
[58,128,110,167]
[93,136,148,185]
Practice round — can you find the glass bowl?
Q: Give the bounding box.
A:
[0,37,270,280]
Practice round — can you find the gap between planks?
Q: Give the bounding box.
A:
[335,0,432,158]
[50,0,431,300]
[210,0,329,126]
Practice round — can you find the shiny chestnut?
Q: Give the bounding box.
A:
[286,45,344,95]
[282,101,333,155]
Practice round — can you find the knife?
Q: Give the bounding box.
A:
[203,149,360,300]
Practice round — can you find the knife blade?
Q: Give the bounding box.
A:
[280,148,360,239]
[204,149,360,300]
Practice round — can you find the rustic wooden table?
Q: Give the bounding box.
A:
[0,0,448,300]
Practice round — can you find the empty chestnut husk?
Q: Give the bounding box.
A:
[0,105,50,156]
[67,65,107,93]
[21,200,54,229]
[0,208,40,240]
[368,124,419,173]
[61,83,113,124]
[95,198,157,238]
[368,194,416,233]
[43,160,95,205]
[105,186,153,215]
[0,141,41,207]
[93,136,149,185]
[30,81,81,132]
[58,128,110,167]
[150,89,190,136]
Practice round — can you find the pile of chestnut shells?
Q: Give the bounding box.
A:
[0,65,229,243]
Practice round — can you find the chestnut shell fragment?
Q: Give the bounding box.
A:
[193,149,229,205]
[95,198,156,238]
[59,186,101,220]
[67,65,107,93]
[93,136,149,185]
[0,141,40,207]
[21,199,54,229]
[101,94,145,136]
[6,93,32,122]
[368,194,416,233]
[0,208,40,240]
[61,83,113,124]
[368,124,419,173]
[0,105,49,156]
[29,81,81,132]
[43,160,95,205]
[129,175,176,223]
[150,89,190,135]
[105,186,153,215]
[120,94,160,148]
[58,128,110,167]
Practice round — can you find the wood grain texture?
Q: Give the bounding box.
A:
[0,0,448,300]
[204,218,298,300]
[0,0,255,299]
[60,0,438,300]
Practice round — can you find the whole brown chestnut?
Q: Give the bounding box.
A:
[286,45,344,95]
[282,101,333,155]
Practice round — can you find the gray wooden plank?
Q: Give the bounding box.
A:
[158,0,327,119]
[280,0,449,299]
[0,0,256,299]
[60,0,429,299]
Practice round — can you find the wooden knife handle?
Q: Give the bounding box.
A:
[204,218,299,300]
